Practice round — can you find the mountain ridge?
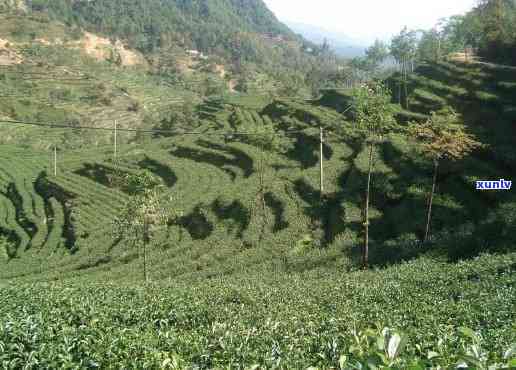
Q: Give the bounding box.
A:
[0,0,334,90]
[16,0,300,53]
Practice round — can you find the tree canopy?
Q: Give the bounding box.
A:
[416,0,516,64]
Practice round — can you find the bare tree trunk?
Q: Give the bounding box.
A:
[404,57,410,110]
[404,79,409,110]
[143,220,149,282]
[260,152,267,223]
[363,142,374,269]
[258,150,269,240]
[398,78,401,105]
[424,159,439,242]
[319,127,324,201]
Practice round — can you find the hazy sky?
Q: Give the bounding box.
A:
[263,0,477,44]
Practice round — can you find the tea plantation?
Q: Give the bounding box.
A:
[1,41,516,367]
[1,254,515,368]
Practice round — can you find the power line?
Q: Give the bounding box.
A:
[0,118,319,136]
[0,103,355,137]
[0,70,92,79]
[0,70,93,81]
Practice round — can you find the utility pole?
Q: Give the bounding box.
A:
[424,159,439,242]
[114,120,117,161]
[319,126,324,199]
[143,218,149,283]
[53,145,57,177]
[437,36,441,61]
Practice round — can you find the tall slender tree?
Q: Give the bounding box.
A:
[241,119,288,239]
[351,82,396,268]
[390,27,418,108]
[408,109,483,242]
[365,39,390,71]
[113,171,175,282]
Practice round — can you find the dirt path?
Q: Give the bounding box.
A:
[0,38,22,65]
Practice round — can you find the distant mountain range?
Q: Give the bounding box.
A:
[285,21,366,58]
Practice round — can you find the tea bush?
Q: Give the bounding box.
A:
[1,253,515,368]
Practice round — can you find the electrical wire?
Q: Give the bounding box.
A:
[0,101,354,140]
[0,118,319,136]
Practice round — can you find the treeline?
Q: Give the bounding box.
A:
[24,0,305,60]
[28,0,293,50]
[17,0,342,96]
[343,0,516,88]
[418,0,516,64]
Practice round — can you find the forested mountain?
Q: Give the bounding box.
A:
[28,0,294,52]
[19,0,311,62]
[0,0,345,95]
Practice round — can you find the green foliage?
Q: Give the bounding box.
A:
[420,0,516,65]
[0,20,516,366]
[365,39,390,70]
[0,57,514,277]
[0,235,13,260]
[239,117,288,153]
[0,253,515,367]
[113,172,170,237]
[417,29,444,62]
[113,171,176,281]
[154,102,200,136]
[338,325,516,369]
[408,108,484,161]
[118,171,163,196]
[390,27,418,64]
[21,0,325,75]
[351,82,397,142]
[0,52,515,367]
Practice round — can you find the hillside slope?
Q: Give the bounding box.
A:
[0,0,332,103]
[3,0,314,68]
[0,41,515,367]
[1,58,515,282]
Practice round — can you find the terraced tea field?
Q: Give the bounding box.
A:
[0,124,353,281]
[1,59,515,280]
[2,1,515,367]
[1,53,515,367]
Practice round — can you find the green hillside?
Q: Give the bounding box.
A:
[32,0,295,49]
[1,56,515,366]
[2,59,515,280]
[1,2,516,366]
[0,0,325,82]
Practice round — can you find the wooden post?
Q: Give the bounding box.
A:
[424,159,439,242]
[143,218,149,283]
[319,127,324,199]
[363,142,374,269]
[53,145,57,177]
[404,57,409,109]
[114,120,117,161]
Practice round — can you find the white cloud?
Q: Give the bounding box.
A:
[264,0,477,44]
